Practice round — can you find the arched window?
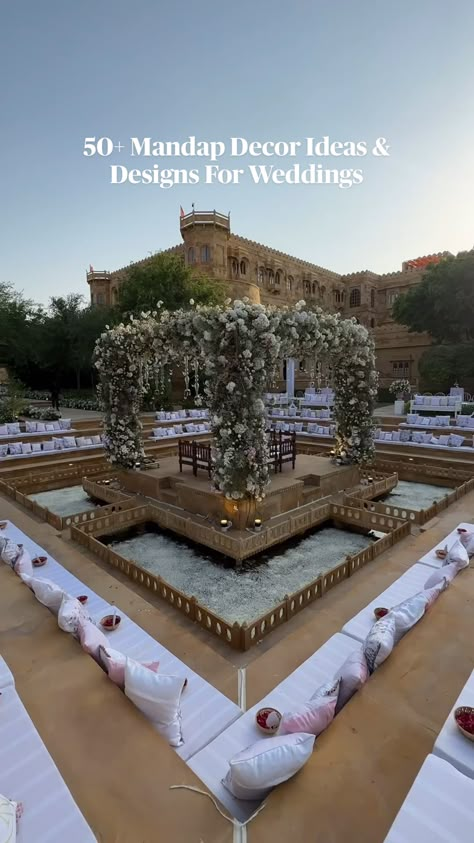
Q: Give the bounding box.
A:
[231,259,238,278]
[312,282,316,295]
[267,269,274,285]
[350,288,361,308]
[370,288,375,308]
[258,267,264,285]
[188,247,195,264]
[201,245,210,263]
[370,318,375,328]
[321,285,326,297]
[287,275,294,292]
[275,271,281,286]
[240,260,246,276]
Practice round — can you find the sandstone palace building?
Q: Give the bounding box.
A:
[87,209,449,388]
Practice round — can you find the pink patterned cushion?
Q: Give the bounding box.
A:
[98,646,160,689]
[280,678,340,736]
[334,647,368,713]
[78,619,109,661]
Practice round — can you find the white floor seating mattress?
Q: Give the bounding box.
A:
[384,754,474,842]
[341,563,433,643]
[188,632,358,822]
[0,654,14,690]
[0,685,96,841]
[417,522,474,569]
[2,522,241,762]
[433,668,474,779]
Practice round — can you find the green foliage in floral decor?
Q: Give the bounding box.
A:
[95,300,378,498]
[388,379,412,399]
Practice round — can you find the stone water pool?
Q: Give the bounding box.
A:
[106,525,376,624]
[28,485,98,517]
[380,480,453,511]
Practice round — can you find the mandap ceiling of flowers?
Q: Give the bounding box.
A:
[94,299,378,500]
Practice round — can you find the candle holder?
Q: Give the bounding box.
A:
[254,519,262,532]
[220,519,232,532]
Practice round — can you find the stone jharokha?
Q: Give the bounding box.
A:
[94,299,378,501]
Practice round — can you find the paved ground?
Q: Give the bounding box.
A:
[1,488,473,841]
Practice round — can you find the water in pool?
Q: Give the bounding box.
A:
[108,525,375,624]
[28,485,98,517]
[381,480,453,511]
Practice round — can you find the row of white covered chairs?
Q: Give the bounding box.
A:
[375,428,469,448]
[412,394,461,408]
[0,435,104,460]
[271,421,335,436]
[405,413,474,429]
[301,393,334,406]
[270,407,332,419]
[0,419,73,437]
[151,423,210,439]
[155,409,208,421]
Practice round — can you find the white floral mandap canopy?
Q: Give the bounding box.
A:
[94,299,378,501]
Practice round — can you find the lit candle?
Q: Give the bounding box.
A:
[254,518,262,531]
[220,518,228,529]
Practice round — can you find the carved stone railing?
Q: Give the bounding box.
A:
[70,501,410,651]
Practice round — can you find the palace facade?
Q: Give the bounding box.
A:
[87,209,450,388]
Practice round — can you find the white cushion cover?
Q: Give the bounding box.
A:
[57,595,89,635]
[222,732,315,801]
[21,442,32,454]
[25,420,37,432]
[31,443,41,452]
[124,658,185,747]
[63,436,76,448]
[0,793,17,842]
[6,423,20,434]
[27,577,67,613]
[447,539,469,567]
[0,424,7,435]
[41,441,54,451]
[35,422,45,431]
[0,537,20,566]
[59,419,72,429]
[91,435,101,445]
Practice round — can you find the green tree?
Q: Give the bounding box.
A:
[393,251,474,343]
[116,252,224,316]
[418,343,474,393]
[35,295,116,395]
[0,283,43,376]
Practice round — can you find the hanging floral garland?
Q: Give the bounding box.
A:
[94,300,377,493]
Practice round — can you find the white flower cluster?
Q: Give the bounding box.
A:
[94,300,377,489]
[389,379,412,398]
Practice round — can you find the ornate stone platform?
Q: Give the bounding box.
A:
[119,454,360,528]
